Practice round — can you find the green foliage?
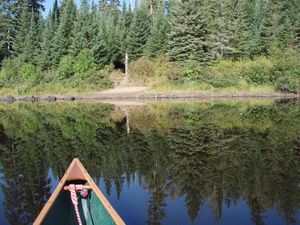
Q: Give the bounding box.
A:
[145,6,169,58]
[127,6,151,61]
[1,0,299,93]
[0,58,23,86]
[183,59,201,82]
[58,55,74,79]
[73,49,97,77]
[52,0,76,65]
[129,57,156,84]
[276,76,300,93]
[1,101,300,224]
[20,63,37,79]
[203,60,242,88]
[242,57,274,85]
[168,0,211,64]
[272,50,300,93]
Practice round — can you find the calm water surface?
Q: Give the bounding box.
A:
[0,100,300,225]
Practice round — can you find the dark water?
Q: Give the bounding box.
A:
[0,100,300,225]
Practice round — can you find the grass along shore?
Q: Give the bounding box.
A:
[1,50,300,98]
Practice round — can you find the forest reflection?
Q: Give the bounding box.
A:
[0,100,299,225]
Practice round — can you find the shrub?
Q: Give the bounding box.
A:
[20,63,37,79]
[276,76,300,93]
[242,57,274,85]
[272,49,300,93]
[203,60,241,88]
[129,57,156,84]
[164,64,183,84]
[183,59,201,81]
[73,49,97,78]
[58,55,74,79]
[0,57,23,85]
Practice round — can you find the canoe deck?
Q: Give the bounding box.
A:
[33,158,125,225]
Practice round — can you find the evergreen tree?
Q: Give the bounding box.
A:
[70,0,93,56]
[14,0,42,64]
[127,5,151,61]
[93,19,110,67]
[52,0,76,65]
[51,0,60,31]
[39,14,54,70]
[259,0,282,54]
[145,3,169,58]
[13,0,31,57]
[0,0,15,62]
[230,0,252,58]
[207,0,233,59]
[168,0,211,65]
[119,1,133,54]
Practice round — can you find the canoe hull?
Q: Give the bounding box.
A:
[33,158,125,225]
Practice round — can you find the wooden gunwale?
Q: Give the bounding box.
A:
[33,158,125,225]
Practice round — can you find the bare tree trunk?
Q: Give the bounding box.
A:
[125,52,128,76]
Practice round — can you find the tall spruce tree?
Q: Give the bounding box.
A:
[230,0,252,58]
[119,1,133,54]
[52,0,76,65]
[70,0,93,56]
[0,0,15,62]
[14,0,42,63]
[168,0,211,64]
[207,0,233,59]
[145,3,169,58]
[127,4,151,61]
[39,13,54,70]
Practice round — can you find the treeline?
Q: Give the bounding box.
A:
[0,0,300,93]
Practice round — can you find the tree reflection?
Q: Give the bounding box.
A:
[0,101,299,225]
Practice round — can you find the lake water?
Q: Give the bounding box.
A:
[0,99,299,225]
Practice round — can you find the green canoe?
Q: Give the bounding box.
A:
[33,158,125,225]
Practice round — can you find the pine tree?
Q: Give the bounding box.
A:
[14,0,42,64]
[276,0,299,49]
[230,0,252,58]
[119,1,133,54]
[52,0,76,65]
[207,0,233,60]
[70,0,92,56]
[52,0,60,31]
[13,0,31,57]
[259,0,282,54]
[127,5,151,61]
[39,14,54,70]
[145,3,169,58]
[168,0,211,65]
[93,17,110,67]
[249,0,268,57]
[0,0,15,62]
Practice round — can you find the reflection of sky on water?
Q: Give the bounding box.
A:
[0,162,299,225]
[0,170,9,225]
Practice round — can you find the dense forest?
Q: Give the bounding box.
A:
[0,0,300,94]
[0,101,300,224]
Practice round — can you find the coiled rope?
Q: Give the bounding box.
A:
[69,184,83,225]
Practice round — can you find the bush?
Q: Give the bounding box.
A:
[183,59,201,81]
[272,49,300,93]
[129,57,156,84]
[20,63,37,79]
[73,49,97,78]
[203,60,241,88]
[58,55,74,79]
[242,57,274,85]
[276,76,300,93]
[0,57,23,85]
